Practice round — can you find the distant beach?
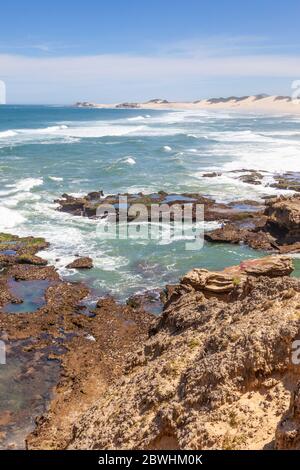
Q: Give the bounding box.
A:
[76,95,300,114]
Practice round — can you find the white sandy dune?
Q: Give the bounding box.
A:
[76,95,300,114]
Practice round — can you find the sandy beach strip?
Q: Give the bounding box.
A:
[77,95,300,114]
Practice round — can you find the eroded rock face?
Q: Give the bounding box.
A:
[238,171,264,186]
[16,254,48,266]
[180,256,293,300]
[265,195,300,240]
[65,256,300,450]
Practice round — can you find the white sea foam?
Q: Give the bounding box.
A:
[49,176,64,181]
[18,125,68,135]
[123,156,136,165]
[0,130,17,138]
[0,178,44,197]
[0,207,25,229]
[127,116,145,121]
[11,177,44,192]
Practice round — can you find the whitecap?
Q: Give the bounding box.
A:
[123,156,136,165]
[10,177,44,192]
[0,130,17,138]
[49,176,64,182]
[0,207,25,229]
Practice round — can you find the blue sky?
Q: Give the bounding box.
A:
[1,0,300,103]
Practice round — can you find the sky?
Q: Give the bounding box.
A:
[1,0,300,103]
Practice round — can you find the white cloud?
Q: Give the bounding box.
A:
[1,47,300,103]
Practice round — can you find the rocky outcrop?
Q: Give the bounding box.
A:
[3,230,300,450]
[66,257,93,269]
[55,191,263,224]
[265,195,300,242]
[238,171,264,186]
[26,297,153,450]
[271,173,300,193]
[16,254,48,266]
[116,102,140,109]
[180,256,293,300]
[206,195,300,253]
[55,255,300,450]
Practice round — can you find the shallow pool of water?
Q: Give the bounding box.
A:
[0,339,60,449]
[2,279,50,314]
[0,250,17,256]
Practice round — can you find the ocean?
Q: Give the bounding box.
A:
[0,105,299,300]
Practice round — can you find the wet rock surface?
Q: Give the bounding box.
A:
[201,169,300,193]
[66,257,94,270]
[55,190,265,224]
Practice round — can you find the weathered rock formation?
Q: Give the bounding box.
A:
[206,195,300,253]
[3,231,300,450]
[35,255,299,451]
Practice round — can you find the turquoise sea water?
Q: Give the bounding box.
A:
[0,105,299,300]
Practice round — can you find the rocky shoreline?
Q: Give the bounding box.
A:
[55,190,264,223]
[0,232,153,449]
[23,253,300,450]
[0,185,300,450]
[56,189,300,255]
[207,194,300,254]
[67,255,300,450]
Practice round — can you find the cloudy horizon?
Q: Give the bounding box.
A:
[1,1,300,104]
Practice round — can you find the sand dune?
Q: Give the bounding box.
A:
[76,95,300,114]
